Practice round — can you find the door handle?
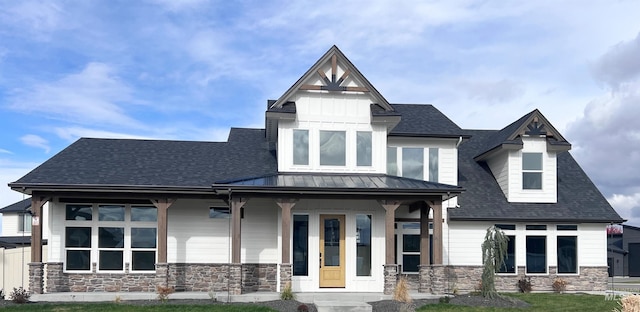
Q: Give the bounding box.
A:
[319,252,322,268]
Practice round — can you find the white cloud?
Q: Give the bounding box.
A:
[20,134,50,153]
[0,0,65,38]
[608,193,640,227]
[0,148,12,154]
[456,78,525,104]
[591,32,640,90]
[8,62,142,128]
[54,127,159,142]
[0,159,39,210]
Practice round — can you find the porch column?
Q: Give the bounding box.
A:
[276,199,297,291]
[29,193,49,294]
[418,201,431,293]
[151,198,176,287]
[230,197,247,295]
[379,200,401,295]
[431,200,443,265]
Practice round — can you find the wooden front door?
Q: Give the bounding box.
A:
[319,214,345,287]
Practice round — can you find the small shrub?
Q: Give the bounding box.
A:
[156,285,175,302]
[10,287,30,304]
[552,278,568,293]
[439,296,450,304]
[615,294,640,312]
[393,276,412,303]
[281,282,295,300]
[114,295,122,303]
[0,288,4,300]
[517,277,532,293]
[297,303,309,312]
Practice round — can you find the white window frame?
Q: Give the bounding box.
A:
[396,222,432,274]
[64,203,157,274]
[18,213,32,233]
[522,152,543,190]
[556,224,579,275]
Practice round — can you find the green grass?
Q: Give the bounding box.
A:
[417,293,620,311]
[1,303,275,312]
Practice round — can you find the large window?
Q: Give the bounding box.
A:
[18,213,32,232]
[428,148,439,182]
[526,236,546,273]
[402,148,423,180]
[557,236,577,274]
[64,204,157,272]
[292,215,308,276]
[356,214,371,276]
[522,153,542,189]
[387,147,397,175]
[498,236,516,273]
[397,222,432,273]
[293,130,309,165]
[356,132,372,167]
[319,130,346,166]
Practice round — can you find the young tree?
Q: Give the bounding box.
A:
[480,226,509,298]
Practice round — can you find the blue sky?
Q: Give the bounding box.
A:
[1,0,640,227]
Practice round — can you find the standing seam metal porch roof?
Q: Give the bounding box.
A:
[213,173,463,196]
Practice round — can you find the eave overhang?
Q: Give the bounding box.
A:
[9,183,214,196]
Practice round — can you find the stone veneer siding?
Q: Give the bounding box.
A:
[29,262,45,294]
[432,266,608,294]
[46,262,277,293]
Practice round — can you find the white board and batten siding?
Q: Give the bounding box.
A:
[386,137,459,186]
[278,92,388,174]
[447,221,608,269]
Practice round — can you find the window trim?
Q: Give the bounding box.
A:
[64,203,157,274]
[293,129,309,166]
[525,235,547,274]
[557,235,578,275]
[18,213,32,233]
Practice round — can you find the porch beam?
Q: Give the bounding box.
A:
[151,198,176,263]
[379,200,402,265]
[420,202,431,265]
[30,193,50,263]
[276,199,298,264]
[231,197,247,264]
[430,200,443,264]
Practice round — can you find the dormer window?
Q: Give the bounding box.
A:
[402,148,424,180]
[522,152,542,189]
[320,130,346,166]
[293,130,309,165]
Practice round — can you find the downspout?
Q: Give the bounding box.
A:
[456,136,463,148]
[227,188,232,303]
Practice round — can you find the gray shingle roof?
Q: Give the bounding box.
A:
[450,129,623,223]
[11,128,277,189]
[0,198,30,213]
[389,104,466,138]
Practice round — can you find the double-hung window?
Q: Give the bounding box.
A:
[522,153,543,189]
[293,130,309,166]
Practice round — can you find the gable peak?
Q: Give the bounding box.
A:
[270,45,392,111]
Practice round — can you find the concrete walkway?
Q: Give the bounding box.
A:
[31,291,443,304]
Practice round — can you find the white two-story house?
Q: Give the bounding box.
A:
[9,46,622,295]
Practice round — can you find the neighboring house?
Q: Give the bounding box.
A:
[8,46,622,295]
[608,225,640,277]
[0,198,49,291]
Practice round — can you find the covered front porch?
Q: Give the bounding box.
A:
[213,173,463,294]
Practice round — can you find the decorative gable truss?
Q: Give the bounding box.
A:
[266,45,400,142]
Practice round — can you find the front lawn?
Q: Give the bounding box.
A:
[417,293,619,311]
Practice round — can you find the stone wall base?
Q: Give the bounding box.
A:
[46,262,277,293]
[383,264,398,295]
[444,266,608,294]
[29,262,45,294]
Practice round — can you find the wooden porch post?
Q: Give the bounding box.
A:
[276,199,298,264]
[420,202,431,266]
[30,194,50,263]
[431,200,443,265]
[231,197,247,264]
[151,198,176,263]
[379,200,401,264]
